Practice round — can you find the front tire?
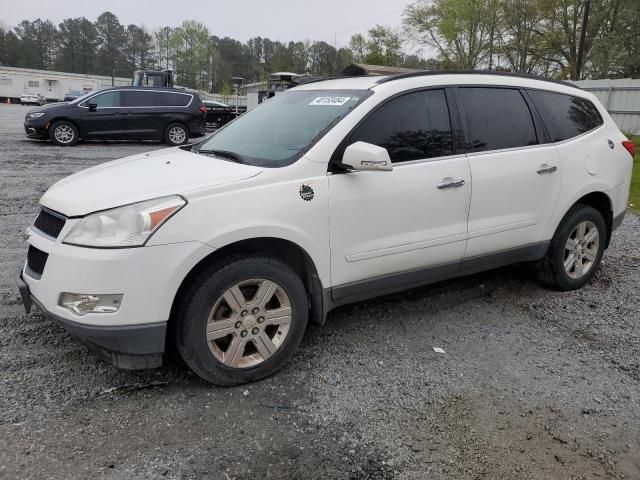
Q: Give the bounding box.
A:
[164,123,189,146]
[49,120,79,146]
[539,204,607,291]
[175,255,308,385]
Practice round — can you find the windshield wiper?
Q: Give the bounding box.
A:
[195,148,247,164]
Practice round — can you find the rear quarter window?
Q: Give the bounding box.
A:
[527,90,603,142]
[161,93,191,107]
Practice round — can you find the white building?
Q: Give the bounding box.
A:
[0,66,130,102]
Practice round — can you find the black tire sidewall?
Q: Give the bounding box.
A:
[177,257,308,385]
[549,205,607,290]
[165,123,188,146]
[49,121,79,146]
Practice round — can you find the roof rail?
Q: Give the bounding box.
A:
[375,69,580,89]
[294,75,351,86]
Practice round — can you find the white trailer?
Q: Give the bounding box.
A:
[0,66,130,103]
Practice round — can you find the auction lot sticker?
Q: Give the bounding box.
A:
[309,96,351,106]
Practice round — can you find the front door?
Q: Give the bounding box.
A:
[328,89,471,302]
[80,90,128,139]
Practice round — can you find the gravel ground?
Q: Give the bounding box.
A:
[1,103,639,479]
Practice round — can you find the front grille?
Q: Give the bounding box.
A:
[26,245,48,278]
[33,208,66,239]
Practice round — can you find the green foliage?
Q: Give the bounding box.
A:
[1,4,638,93]
[349,25,404,66]
[403,0,640,78]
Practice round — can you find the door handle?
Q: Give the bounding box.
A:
[537,164,557,174]
[437,177,465,189]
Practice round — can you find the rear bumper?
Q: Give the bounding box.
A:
[16,271,166,369]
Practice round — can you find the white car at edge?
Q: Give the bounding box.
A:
[17,72,634,385]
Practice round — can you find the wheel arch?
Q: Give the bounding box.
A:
[48,117,81,136]
[167,237,327,352]
[556,190,614,247]
[164,120,189,139]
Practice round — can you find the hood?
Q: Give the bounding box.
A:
[40,148,262,216]
[28,102,69,114]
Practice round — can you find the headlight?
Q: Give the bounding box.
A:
[63,195,186,248]
[28,112,45,118]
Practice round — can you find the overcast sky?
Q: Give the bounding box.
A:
[0,0,419,48]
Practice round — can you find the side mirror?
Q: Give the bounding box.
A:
[342,141,393,172]
[88,102,97,112]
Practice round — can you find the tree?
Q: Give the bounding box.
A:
[14,19,57,70]
[497,0,546,73]
[154,27,173,70]
[171,21,209,89]
[403,0,495,69]
[534,0,622,79]
[122,24,154,72]
[95,12,125,83]
[349,25,404,66]
[57,18,98,73]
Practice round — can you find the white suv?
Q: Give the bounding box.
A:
[17,72,634,385]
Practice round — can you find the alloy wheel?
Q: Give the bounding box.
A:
[564,221,599,279]
[206,279,292,368]
[168,126,186,144]
[54,125,75,144]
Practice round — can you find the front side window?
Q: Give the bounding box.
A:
[527,90,603,142]
[458,87,537,152]
[349,89,453,163]
[84,91,120,108]
[196,89,368,167]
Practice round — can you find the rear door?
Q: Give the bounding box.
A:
[80,90,126,139]
[121,90,164,140]
[328,89,471,301]
[456,86,561,261]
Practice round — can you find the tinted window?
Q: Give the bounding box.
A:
[87,91,120,108]
[122,91,159,107]
[528,90,603,142]
[458,87,537,152]
[162,93,191,107]
[350,89,453,163]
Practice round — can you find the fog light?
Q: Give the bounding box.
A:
[58,293,123,316]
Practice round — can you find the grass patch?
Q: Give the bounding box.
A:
[630,135,640,215]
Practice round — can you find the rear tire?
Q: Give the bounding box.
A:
[49,120,79,146]
[539,204,607,291]
[175,255,308,385]
[164,123,189,146]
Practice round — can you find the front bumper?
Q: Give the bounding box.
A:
[17,271,166,369]
[18,226,214,369]
[24,122,48,139]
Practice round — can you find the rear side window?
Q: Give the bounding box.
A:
[458,87,537,152]
[162,93,191,107]
[350,89,453,163]
[122,91,159,107]
[527,90,603,142]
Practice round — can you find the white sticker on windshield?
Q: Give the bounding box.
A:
[309,96,351,106]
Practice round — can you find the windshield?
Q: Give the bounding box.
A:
[196,89,369,166]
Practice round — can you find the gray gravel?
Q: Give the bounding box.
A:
[1,103,639,479]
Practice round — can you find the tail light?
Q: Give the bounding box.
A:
[622,140,635,157]
[199,105,207,113]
